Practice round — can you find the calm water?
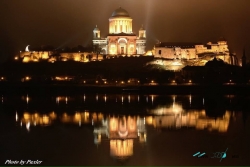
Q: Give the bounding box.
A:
[0,93,249,166]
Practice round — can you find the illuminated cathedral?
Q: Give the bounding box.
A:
[92,7,146,56]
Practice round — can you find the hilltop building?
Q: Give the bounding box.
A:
[153,37,237,65]
[92,7,146,56]
[148,37,239,71]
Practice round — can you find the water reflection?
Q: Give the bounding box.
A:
[20,112,57,127]
[4,94,249,163]
[94,115,146,160]
[147,111,230,132]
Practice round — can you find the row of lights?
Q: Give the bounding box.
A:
[90,80,141,84]
[0,75,238,84]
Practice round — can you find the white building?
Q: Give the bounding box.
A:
[93,7,146,56]
[154,37,229,60]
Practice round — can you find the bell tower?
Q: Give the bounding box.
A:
[93,25,100,39]
[139,25,146,39]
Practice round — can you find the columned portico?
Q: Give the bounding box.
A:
[93,7,146,56]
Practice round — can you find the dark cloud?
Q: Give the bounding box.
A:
[0,0,250,62]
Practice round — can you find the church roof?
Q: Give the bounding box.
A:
[108,32,136,36]
[93,25,99,31]
[205,57,226,67]
[111,7,130,17]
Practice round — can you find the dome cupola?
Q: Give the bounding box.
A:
[111,7,130,18]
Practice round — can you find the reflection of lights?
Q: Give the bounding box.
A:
[65,97,68,104]
[56,97,60,104]
[98,113,103,120]
[172,80,175,83]
[26,95,30,104]
[110,139,133,158]
[203,98,204,105]
[189,95,192,105]
[128,95,130,103]
[42,115,50,125]
[110,118,118,131]
[96,81,98,84]
[122,96,124,103]
[151,95,154,104]
[104,95,107,102]
[16,112,18,122]
[83,94,86,102]
[146,96,148,102]
[74,112,81,121]
[25,76,30,81]
[96,94,98,101]
[24,112,30,120]
[138,95,140,102]
[26,122,30,131]
[151,80,154,83]
[49,112,56,120]
[146,116,153,125]
[189,80,192,83]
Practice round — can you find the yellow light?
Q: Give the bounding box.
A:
[96,81,98,83]
[172,80,175,83]
[128,80,130,83]
[189,80,192,83]
[230,80,232,82]
[65,77,68,80]
[42,115,50,125]
[104,81,107,84]
[25,76,30,80]
[138,81,140,83]
[151,80,154,83]
[121,81,124,84]
[1,77,4,80]
[14,56,18,60]
[83,80,86,83]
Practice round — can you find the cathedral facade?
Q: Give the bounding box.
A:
[93,7,146,56]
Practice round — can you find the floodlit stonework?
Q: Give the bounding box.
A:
[93,7,146,56]
[149,37,238,70]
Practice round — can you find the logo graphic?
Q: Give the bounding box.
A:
[211,148,228,162]
[193,151,206,157]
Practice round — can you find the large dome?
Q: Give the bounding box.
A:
[111,7,130,17]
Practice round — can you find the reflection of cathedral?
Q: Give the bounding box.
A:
[93,7,146,56]
[93,116,146,159]
[16,94,236,160]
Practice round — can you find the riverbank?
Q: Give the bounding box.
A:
[1,83,250,95]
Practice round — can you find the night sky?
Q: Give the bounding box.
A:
[0,0,250,62]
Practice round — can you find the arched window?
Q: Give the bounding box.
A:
[158,50,161,55]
